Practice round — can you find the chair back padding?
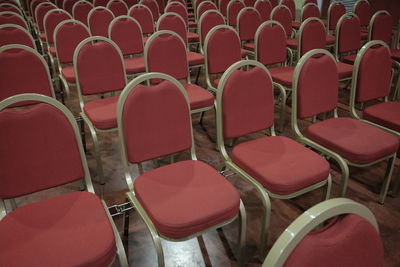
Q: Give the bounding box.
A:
[0,24,36,49]
[199,10,224,46]
[75,38,126,95]
[205,25,241,74]
[0,101,85,199]
[218,0,229,17]
[0,3,22,15]
[197,1,217,21]
[354,0,370,28]
[337,13,361,53]
[255,21,287,65]
[244,0,255,7]
[125,0,136,8]
[157,12,187,44]
[63,0,76,15]
[107,0,128,16]
[0,11,28,29]
[87,7,114,37]
[237,7,261,41]
[227,0,244,27]
[280,0,295,21]
[301,3,320,21]
[328,1,345,31]
[296,51,338,119]
[139,0,159,21]
[30,0,46,18]
[72,0,94,26]
[93,0,109,7]
[271,5,292,36]
[128,4,154,34]
[219,61,274,139]
[109,16,143,55]
[370,11,392,46]
[44,9,72,43]
[35,2,56,31]
[299,18,325,58]
[120,76,192,163]
[254,0,271,22]
[165,2,189,27]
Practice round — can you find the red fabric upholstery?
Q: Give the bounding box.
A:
[49,45,56,56]
[363,101,400,133]
[286,38,297,49]
[188,31,199,43]
[232,136,330,195]
[219,0,229,17]
[39,32,46,40]
[93,0,109,7]
[129,4,154,34]
[0,26,35,48]
[285,214,384,267]
[124,56,145,74]
[0,104,85,198]
[0,192,116,267]
[188,20,197,28]
[183,82,214,110]
[356,45,392,102]
[292,21,300,29]
[304,0,317,4]
[158,13,188,44]
[135,160,240,239]
[222,67,274,138]
[272,5,292,37]
[109,17,144,55]
[257,23,287,65]
[122,81,192,163]
[281,0,295,21]
[392,49,400,62]
[72,1,93,25]
[254,0,271,22]
[31,0,47,18]
[107,0,128,16]
[336,61,353,79]
[244,0,255,7]
[301,4,320,21]
[238,7,261,41]
[187,51,205,66]
[342,53,356,64]
[140,0,159,21]
[83,95,119,129]
[35,3,56,31]
[328,2,345,31]
[300,19,325,58]
[241,48,248,58]
[354,0,371,28]
[269,66,294,87]
[76,40,126,95]
[206,27,241,74]
[338,15,361,54]
[0,48,53,103]
[124,0,136,8]
[0,4,21,14]
[55,21,90,64]
[197,1,217,19]
[88,8,114,37]
[325,34,335,45]
[0,12,28,29]
[63,0,76,15]
[165,2,190,28]
[199,10,224,45]
[361,30,368,40]
[61,65,75,83]
[227,0,245,27]
[305,117,399,164]
[44,9,72,43]
[243,42,254,51]
[371,12,392,46]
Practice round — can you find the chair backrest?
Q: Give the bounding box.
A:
[196,1,217,21]
[72,0,94,25]
[43,8,71,44]
[156,12,188,46]
[218,0,229,17]
[117,73,193,168]
[0,0,19,8]
[0,24,36,49]
[30,0,46,18]
[139,0,159,21]
[0,45,55,103]
[298,17,326,60]
[87,6,114,37]
[204,24,241,75]
[255,20,287,66]
[198,9,224,51]
[55,0,63,8]
[353,0,370,28]
[35,2,57,33]
[254,0,271,22]
[54,19,90,64]
[124,0,136,8]
[303,0,317,5]
[63,0,76,15]
[301,2,320,22]
[0,94,93,200]
[93,0,109,6]
[369,10,392,46]
[0,11,28,29]
[237,7,261,42]
[128,4,154,34]
[262,198,384,267]
[107,0,128,16]
[227,0,244,27]
[351,40,392,103]
[108,15,143,56]
[327,1,345,31]
[292,49,338,121]
[280,0,294,21]
[144,30,189,82]
[74,36,127,97]
[216,60,274,140]
[165,1,189,28]
[0,3,22,15]
[271,5,292,37]
[335,13,361,59]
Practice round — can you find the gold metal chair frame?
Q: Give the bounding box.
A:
[291,49,397,204]
[73,36,128,185]
[0,93,128,267]
[0,23,37,50]
[262,198,379,267]
[236,6,261,57]
[216,59,332,259]
[117,72,246,267]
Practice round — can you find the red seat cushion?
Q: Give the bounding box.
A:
[342,54,357,65]
[39,32,46,41]
[305,117,399,164]
[241,48,248,58]
[49,45,56,57]
[83,95,119,129]
[336,61,353,79]
[134,160,240,239]
[188,21,197,28]
[231,136,330,195]
[391,49,400,62]
[187,51,204,66]
[61,66,75,83]
[325,34,335,45]
[361,30,368,40]
[124,56,146,74]
[188,31,199,43]
[0,191,116,267]
[213,78,220,88]
[269,66,295,87]
[292,21,301,29]
[183,83,214,110]
[243,42,255,51]
[286,38,298,49]
[363,101,400,133]
[188,12,194,18]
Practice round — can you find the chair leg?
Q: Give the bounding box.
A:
[322,176,332,201]
[195,66,202,84]
[85,119,105,185]
[378,154,396,204]
[237,200,247,267]
[258,190,271,260]
[199,111,205,125]
[392,167,400,197]
[124,197,130,237]
[332,155,350,197]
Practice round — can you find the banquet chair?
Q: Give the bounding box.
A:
[0,23,36,49]
[87,6,114,37]
[106,0,128,17]
[72,0,94,25]
[334,13,362,64]
[254,0,271,23]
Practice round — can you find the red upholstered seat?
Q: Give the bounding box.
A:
[305,117,399,164]
[134,160,240,239]
[183,83,215,110]
[188,21,197,28]
[188,31,199,42]
[39,32,46,40]
[187,51,205,66]
[213,78,220,88]
[231,136,330,195]
[124,56,146,74]
[241,48,248,57]
[343,54,357,64]
[269,66,295,87]
[286,38,297,49]
[49,45,56,57]
[361,30,368,40]
[363,101,400,133]
[0,191,116,267]
[336,61,352,79]
[83,95,119,129]
[243,42,254,51]
[292,21,301,29]
[61,66,75,83]
[188,12,194,18]
[325,34,335,45]
[391,49,400,61]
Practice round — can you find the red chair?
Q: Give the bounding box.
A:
[327,1,345,34]
[29,0,46,19]
[263,198,384,267]
[353,0,370,38]
[144,30,214,114]
[74,36,127,184]
[128,4,154,37]
[237,6,261,54]
[303,0,317,5]
[335,13,362,64]
[281,0,297,28]
[271,4,294,39]
[63,0,76,15]
[196,0,217,22]
[165,1,197,29]
[216,59,331,259]
[291,49,398,203]
[93,0,110,7]
[226,0,244,27]
[0,24,36,49]
[218,0,229,17]
[72,0,94,25]
[254,0,271,22]
[0,11,29,29]
[87,6,114,37]
[139,0,159,21]
[0,0,19,8]
[123,0,136,8]
[117,72,245,267]
[0,3,23,15]
[198,9,224,54]
[34,1,56,47]
[0,44,54,102]
[300,2,320,22]
[108,15,146,77]
[369,10,392,47]
[0,94,128,267]
[107,0,128,16]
